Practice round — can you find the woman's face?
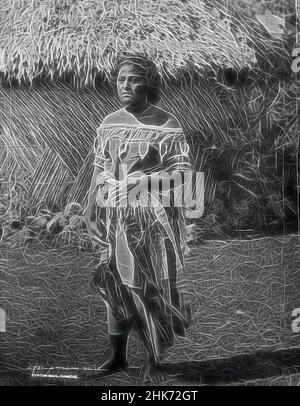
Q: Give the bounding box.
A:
[117,63,148,108]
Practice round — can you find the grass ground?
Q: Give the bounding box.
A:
[0,234,299,386]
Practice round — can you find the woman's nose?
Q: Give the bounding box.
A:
[123,79,131,90]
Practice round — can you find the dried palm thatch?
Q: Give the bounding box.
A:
[0,0,258,87]
[0,83,119,212]
[231,0,295,20]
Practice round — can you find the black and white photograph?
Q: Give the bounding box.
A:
[0,0,299,392]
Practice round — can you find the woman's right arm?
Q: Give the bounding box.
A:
[85,162,105,242]
[84,120,110,243]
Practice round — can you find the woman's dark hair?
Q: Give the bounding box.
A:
[113,55,162,105]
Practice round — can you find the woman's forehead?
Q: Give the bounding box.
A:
[118,63,145,77]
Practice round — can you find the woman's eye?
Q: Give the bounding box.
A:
[117,77,145,86]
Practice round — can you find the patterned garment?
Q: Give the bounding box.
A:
[92,113,193,360]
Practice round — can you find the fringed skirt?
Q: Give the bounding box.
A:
[93,205,190,359]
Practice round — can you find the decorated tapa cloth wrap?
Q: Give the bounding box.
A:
[92,116,196,360]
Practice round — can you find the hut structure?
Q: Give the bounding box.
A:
[0,0,298,239]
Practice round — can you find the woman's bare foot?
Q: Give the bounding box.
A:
[79,334,129,381]
[79,358,128,381]
[98,357,129,373]
[142,357,164,384]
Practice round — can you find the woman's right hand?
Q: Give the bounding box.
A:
[85,218,99,235]
[85,217,108,247]
[95,170,115,186]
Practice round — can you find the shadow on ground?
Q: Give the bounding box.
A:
[160,347,300,385]
[1,347,300,386]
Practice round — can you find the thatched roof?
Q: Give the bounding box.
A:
[0,0,260,87]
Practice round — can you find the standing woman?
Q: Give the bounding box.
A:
[85,55,195,382]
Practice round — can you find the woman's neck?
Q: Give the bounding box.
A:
[124,103,153,116]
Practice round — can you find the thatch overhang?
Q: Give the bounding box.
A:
[0,0,262,87]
